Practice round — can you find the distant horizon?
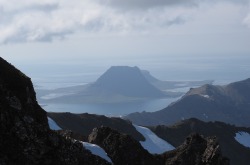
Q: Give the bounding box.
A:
[5,57,247,90]
[1,0,250,89]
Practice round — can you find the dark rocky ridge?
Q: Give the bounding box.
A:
[125,78,250,127]
[0,57,110,165]
[163,133,229,165]
[88,126,229,165]
[148,118,250,165]
[48,112,145,141]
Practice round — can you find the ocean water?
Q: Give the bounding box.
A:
[14,55,250,116]
[41,97,180,117]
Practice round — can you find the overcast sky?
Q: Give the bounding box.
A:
[0,0,250,74]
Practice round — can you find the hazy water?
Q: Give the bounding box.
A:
[15,55,249,116]
[42,97,180,116]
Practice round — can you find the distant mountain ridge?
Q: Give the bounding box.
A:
[37,66,213,104]
[125,78,250,127]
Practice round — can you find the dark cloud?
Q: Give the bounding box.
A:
[99,0,198,10]
[99,0,250,10]
[24,3,59,12]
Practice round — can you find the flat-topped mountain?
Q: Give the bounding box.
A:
[89,66,165,98]
[41,66,167,103]
[37,66,213,103]
[149,118,250,165]
[125,78,250,127]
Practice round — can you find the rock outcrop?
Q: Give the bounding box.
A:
[0,57,110,165]
[149,118,250,165]
[88,126,229,165]
[163,133,229,165]
[48,112,145,141]
[88,126,161,165]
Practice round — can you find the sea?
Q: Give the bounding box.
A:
[13,55,250,116]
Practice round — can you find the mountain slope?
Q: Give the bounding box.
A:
[48,112,145,141]
[148,118,250,165]
[0,57,110,165]
[90,66,165,98]
[125,78,250,127]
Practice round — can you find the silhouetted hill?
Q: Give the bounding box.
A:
[149,118,250,165]
[41,66,167,103]
[125,78,250,127]
[89,66,165,98]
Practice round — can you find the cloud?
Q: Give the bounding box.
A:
[98,0,198,10]
[0,0,249,44]
[243,14,250,27]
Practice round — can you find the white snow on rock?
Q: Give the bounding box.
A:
[47,117,62,130]
[200,94,210,98]
[41,92,75,100]
[133,124,175,154]
[82,142,113,163]
[235,132,250,148]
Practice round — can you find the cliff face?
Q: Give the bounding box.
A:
[0,57,110,165]
[0,57,48,128]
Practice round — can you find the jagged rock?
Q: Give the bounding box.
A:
[0,57,110,165]
[88,126,163,165]
[88,127,229,165]
[48,112,145,141]
[163,134,229,165]
[149,118,250,165]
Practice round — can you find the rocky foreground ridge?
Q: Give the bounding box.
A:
[149,118,250,165]
[0,57,229,165]
[0,57,109,165]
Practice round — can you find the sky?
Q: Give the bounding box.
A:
[0,0,250,82]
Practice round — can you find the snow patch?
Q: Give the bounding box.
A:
[47,117,62,130]
[203,113,208,119]
[41,92,75,100]
[235,132,250,148]
[200,94,210,98]
[133,124,175,154]
[82,142,112,163]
